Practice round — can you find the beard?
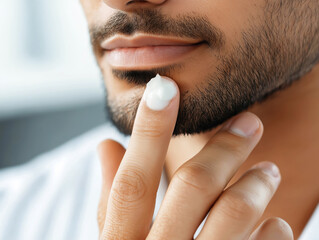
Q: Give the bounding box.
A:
[95,0,319,136]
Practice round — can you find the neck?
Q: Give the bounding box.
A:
[164,63,319,237]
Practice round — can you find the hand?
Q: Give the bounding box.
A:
[97,77,293,240]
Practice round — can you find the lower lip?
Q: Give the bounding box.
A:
[104,44,202,69]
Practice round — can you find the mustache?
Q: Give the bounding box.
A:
[89,9,225,53]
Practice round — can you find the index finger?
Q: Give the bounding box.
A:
[101,74,180,240]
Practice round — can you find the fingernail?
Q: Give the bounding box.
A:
[143,74,177,111]
[253,162,280,178]
[227,113,260,137]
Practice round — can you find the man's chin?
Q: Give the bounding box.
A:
[106,94,233,137]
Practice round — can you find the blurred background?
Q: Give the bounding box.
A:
[0,0,108,168]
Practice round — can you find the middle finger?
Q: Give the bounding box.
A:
[148,112,263,239]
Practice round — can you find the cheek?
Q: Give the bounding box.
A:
[201,0,265,48]
[160,0,265,55]
[81,0,115,25]
[80,0,99,16]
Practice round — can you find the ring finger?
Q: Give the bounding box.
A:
[197,161,281,240]
[249,217,293,240]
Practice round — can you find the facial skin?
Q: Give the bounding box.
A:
[80,1,319,237]
[80,0,319,136]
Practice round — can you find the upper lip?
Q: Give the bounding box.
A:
[101,34,203,50]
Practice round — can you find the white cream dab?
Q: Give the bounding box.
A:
[143,74,177,111]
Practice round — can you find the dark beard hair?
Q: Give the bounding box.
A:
[102,0,319,136]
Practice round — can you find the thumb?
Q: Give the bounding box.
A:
[97,139,125,234]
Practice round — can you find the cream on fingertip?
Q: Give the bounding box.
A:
[143,74,177,111]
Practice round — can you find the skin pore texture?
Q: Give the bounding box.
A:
[80,0,319,237]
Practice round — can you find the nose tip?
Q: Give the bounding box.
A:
[104,0,167,12]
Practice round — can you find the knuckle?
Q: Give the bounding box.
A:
[111,168,147,209]
[174,163,221,194]
[260,217,294,240]
[133,117,165,138]
[219,189,262,221]
[210,133,248,159]
[101,221,128,240]
[250,169,277,194]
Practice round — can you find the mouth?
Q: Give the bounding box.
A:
[101,34,205,70]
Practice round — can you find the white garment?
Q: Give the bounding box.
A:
[0,124,317,240]
[299,205,319,240]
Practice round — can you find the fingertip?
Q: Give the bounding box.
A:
[142,74,180,112]
[252,161,281,181]
[221,112,264,140]
[272,218,294,239]
[251,217,294,240]
[131,75,180,141]
[249,112,264,137]
[98,139,126,185]
[98,139,125,158]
